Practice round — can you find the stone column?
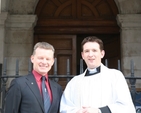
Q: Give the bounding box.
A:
[0,12,8,64]
[0,13,8,106]
[117,14,141,78]
[5,15,37,77]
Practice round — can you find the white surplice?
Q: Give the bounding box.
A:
[60,63,136,113]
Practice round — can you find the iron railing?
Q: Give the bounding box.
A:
[0,58,141,113]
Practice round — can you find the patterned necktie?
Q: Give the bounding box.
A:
[42,76,51,113]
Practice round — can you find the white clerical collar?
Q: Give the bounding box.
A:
[87,68,97,74]
[85,66,101,76]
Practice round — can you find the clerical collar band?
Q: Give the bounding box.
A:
[85,66,101,76]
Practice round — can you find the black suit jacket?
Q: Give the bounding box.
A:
[4,74,62,113]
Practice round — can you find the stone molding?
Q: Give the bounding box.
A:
[117,14,141,29]
[6,15,37,28]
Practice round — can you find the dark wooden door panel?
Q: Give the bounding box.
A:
[102,35,121,69]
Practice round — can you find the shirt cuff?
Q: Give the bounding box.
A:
[99,106,111,113]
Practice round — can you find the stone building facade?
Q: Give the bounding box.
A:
[0,0,141,87]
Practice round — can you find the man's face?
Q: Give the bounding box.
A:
[81,42,105,69]
[31,48,54,75]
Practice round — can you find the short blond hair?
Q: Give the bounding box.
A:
[32,42,55,55]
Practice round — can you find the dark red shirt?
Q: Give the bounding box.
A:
[32,70,52,102]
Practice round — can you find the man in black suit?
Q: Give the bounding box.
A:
[4,42,62,113]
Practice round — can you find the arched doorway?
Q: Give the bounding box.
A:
[34,0,120,88]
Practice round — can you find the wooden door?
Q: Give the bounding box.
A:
[34,35,76,89]
[102,35,121,69]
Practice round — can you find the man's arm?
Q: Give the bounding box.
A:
[4,79,21,113]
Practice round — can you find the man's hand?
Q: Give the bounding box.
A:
[76,108,87,113]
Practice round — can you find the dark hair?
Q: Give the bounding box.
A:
[32,42,55,55]
[81,36,104,51]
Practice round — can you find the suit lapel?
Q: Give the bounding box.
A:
[25,74,44,111]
